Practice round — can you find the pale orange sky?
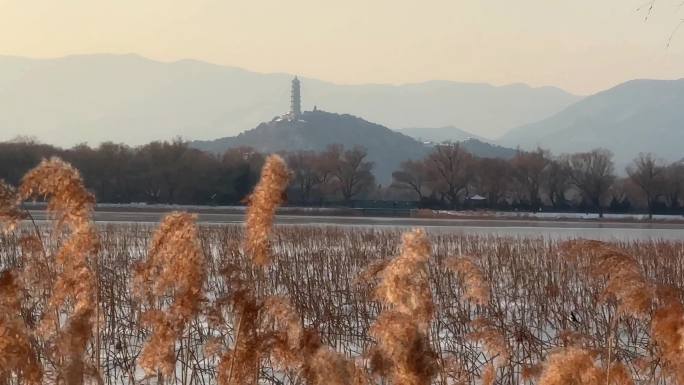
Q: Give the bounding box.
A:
[1,0,683,95]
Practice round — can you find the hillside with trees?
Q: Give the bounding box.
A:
[191,109,431,184]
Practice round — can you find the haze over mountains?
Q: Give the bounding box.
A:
[500,78,684,166]
[1,53,683,172]
[0,54,579,146]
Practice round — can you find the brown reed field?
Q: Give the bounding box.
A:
[2,156,684,385]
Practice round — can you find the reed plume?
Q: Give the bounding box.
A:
[215,154,290,383]
[244,154,290,267]
[373,228,434,325]
[650,297,684,383]
[538,347,601,385]
[368,229,438,385]
[0,180,25,232]
[19,157,95,230]
[480,363,495,385]
[19,157,99,384]
[133,212,206,375]
[216,282,262,385]
[468,317,510,366]
[0,271,42,384]
[447,257,507,383]
[563,240,653,318]
[263,296,369,385]
[537,347,634,385]
[445,256,490,306]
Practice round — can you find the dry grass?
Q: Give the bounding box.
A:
[2,156,684,384]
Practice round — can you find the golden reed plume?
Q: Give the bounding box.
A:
[0,271,42,384]
[215,154,290,385]
[446,255,507,383]
[563,240,653,318]
[537,347,634,385]
[368,229,438,385]
[468,317,511,366]
[263,296,369,385]
[1,177,40,384]
[0,180,25,232]
[216,283,262,385]
[445,256,490,306]
[243,154,290,267]
[133,212,206,375]
[651,297,684,383]
[373,228,434,325]
[19,157,99,384]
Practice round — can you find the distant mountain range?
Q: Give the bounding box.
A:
[0,54,579,146]
[500,78,684,167]
[2,53,683,172]
[192,110,517,183]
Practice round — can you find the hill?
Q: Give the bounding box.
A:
[192,110,520,183]
[0,54,579,146]
[499,79,684,167]
[191,110,430,184]
[459,138,518,159]
[397,126,488,143]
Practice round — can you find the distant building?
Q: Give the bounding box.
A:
[290,76,301,118]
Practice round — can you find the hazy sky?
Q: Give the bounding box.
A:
[1,0,683,95]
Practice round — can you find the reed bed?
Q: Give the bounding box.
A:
[2,158,684,385]
[1,224,684,384]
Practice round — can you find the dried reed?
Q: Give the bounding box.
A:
[373,228,434,325]
[0,271,42,384]
[468,317,510,365]
[650,297,684,383]
[215,154,291,384]
[243,154,290,267]
[445,256,491,306]
[133,212,206,375]
[537,347,634,385]
[19,157,99,384]
[563,240,653,318]
[0,180,24,232]
[263,296,368,385]
[368,229,438,385]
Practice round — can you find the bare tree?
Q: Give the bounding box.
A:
[544,159,571,209]
[332,145,375,203]
[511,148,550,211]
[286,150,320,203]
[392,159,430,201]
[565,149,616,218]
[475,157,512,207]
[425,142,474,208]
[627,153,665,219]
[662,161,684,209]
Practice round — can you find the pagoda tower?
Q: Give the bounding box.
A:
[290,76,301,117]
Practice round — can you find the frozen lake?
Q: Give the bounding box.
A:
[27,210,684,241]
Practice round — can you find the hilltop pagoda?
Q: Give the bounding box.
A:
[290,76,301,118]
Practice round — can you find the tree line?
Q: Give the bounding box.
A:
[0,140,263,205]
[0,140,375,206]
[1,139,683,217]
[391,144,684,218]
